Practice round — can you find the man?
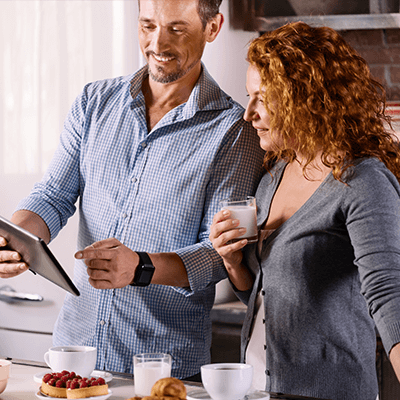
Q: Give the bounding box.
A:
[0,0,264,379]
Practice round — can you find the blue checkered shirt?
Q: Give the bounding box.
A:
[16,64,264,378]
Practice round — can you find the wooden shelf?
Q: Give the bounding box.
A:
[230,0,400,31]
[251,13,400,31]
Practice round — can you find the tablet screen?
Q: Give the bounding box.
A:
[0,215,79,296]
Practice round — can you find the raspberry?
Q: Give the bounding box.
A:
[54,373,63,379]
[55,380,65,388]
[61,375,70,382]
[48,378,56,386]
[79,380,89,388]
[61,370,70,376]
[68,372,76,379]
[43,374,52,383]
[70,381,80,389]
[96,377,106,385]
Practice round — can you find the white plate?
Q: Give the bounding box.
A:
[33,370,113,383]
[186,387,270,400]
[36,389,112,400]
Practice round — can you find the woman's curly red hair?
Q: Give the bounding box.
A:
[248,21,400,181]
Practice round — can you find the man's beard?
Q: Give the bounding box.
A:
[147,54,200,84]
[148,65,186,83]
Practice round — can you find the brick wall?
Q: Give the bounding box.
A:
[341,29,400,101]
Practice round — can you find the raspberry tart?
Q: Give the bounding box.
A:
[41,370,108,398]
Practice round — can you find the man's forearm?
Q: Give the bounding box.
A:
[11,210,51,244]
[149,252,189,287]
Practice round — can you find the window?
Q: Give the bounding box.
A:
[0,0,142,175]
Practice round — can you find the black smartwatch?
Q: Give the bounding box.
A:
[130,252,155,287]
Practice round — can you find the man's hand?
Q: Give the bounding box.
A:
[0,236,29,278]
[0,210,50,279]
[75,238,139,289]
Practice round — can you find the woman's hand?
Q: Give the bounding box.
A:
[210,210,247,269]
[210,210,254,291]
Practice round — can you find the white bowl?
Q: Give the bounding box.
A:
[0,359,11,394]
[201,363,253,400]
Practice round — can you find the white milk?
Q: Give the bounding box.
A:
[134,361,171,396]
[224,205,257,242]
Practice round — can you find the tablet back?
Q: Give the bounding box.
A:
[0,216,79,296]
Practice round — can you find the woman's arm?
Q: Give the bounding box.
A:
[390,343,400,382]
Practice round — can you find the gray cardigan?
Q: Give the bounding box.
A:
[237,158,400,400]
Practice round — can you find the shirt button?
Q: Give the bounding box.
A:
[122,213,127,218]
[131,177,137,183]
[141,142,147,148]
[100,320,106,326]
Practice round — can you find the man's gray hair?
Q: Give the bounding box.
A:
[138,0,223,30]
[198,0,223,29]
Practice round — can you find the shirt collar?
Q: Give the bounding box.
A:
[127,63,233,116]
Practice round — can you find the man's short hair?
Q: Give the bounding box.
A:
[198,0,223,29]
[137,0,222,30]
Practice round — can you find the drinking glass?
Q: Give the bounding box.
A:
[220,196,257,243]
[133,353,172,396]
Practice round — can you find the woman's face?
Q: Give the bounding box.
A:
[244,65,280,151]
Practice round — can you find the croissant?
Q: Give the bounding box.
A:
[151,377,186,399]
[126,377,187,400]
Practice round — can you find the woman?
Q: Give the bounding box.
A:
[210,22,400,400]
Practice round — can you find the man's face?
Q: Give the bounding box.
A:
[138,0,209,84]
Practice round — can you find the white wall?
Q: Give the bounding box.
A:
[202,1,259,108]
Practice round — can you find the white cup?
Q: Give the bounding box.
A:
[0,359,11,394]
[44,346,97,378]
[201,363,253,400]
[220,196,257,243]
[133,353,172,397]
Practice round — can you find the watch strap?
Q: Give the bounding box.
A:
[130,251,155,287]
[137,251,152,267]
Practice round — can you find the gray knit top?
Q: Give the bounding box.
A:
[238,158,400,400]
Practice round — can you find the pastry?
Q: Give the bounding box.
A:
[41,371,77,398]
[40,370,108,398]
[127,377,186,400]
[151,377,186,399]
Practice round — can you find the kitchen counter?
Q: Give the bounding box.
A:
[0,358,329,400]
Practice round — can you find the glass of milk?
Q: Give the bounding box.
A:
[220,196,257,243]
[133,353,172,396]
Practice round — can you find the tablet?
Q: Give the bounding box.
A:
[0,215,80,296]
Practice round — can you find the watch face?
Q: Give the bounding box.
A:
[137,266,154,285]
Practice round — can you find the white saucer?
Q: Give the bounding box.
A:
[186,387,270,400]
[33,370,113,383]
[36,389,112,400]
